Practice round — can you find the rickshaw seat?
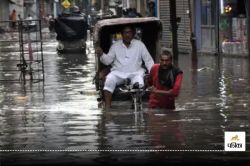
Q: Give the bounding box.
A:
[99,66,149,95]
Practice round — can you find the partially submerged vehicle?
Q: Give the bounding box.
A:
[54,10,88,53]
[93,17,162,110]
[88,9,119,34]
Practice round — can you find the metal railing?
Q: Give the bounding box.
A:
[0,19,44,84]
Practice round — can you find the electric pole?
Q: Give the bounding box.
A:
[188,0,197,61]
[169,0,179,64]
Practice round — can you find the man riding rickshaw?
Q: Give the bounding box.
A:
[94,17,162,110]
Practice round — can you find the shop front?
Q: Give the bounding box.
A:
[196,0,249,56]
[219,0,248,55]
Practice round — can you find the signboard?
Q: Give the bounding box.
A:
[62,0,71,9]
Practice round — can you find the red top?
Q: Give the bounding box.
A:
[148,64,183,109]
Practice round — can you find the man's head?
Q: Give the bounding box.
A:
[160,49,173,69]
[121,26,135,45]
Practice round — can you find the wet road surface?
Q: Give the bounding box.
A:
[0,32,250,165]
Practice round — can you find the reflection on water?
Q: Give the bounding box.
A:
[0,38,250,164]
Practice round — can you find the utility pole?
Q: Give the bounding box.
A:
[100,0,108,12]
[169,0,178,64]
[188,0,197,61]
[101,0,104,11]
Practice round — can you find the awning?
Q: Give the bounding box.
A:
[24,0,34,4]
[8,0,16,4]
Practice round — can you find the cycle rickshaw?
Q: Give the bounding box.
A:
[54,11,88,53]
[93,17,162,110]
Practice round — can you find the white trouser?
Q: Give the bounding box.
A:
[104,71,145,93]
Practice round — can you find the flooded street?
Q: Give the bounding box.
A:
[0,33,250,165]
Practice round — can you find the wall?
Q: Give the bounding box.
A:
[0,0,9,21]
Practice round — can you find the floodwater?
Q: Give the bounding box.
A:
[0,32,250,165]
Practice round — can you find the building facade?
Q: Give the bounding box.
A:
[2,0,249,56]
[158,0,249,56]
[0,0,10,21]
[194,0,249,56]
[158,0,192,53]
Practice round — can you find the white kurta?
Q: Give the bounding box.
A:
[100,39,154,77]
[100,39,154,93]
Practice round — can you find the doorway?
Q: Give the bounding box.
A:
[200,0,217,52]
